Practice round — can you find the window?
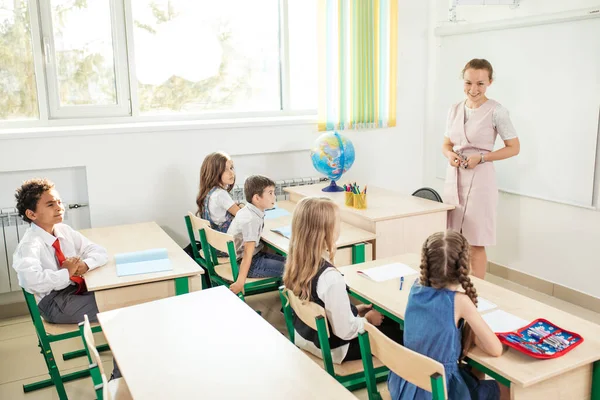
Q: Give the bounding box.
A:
[39,0,130,118]
[0,0,39,121]
[0,0,317,125]
[131,0,281,115]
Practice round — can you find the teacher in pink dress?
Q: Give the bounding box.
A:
[442,59,520,279]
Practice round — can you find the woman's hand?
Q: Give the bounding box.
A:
[465,154,481,169]
[446,151,462,168]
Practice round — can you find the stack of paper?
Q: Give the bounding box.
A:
[271,226,292,239]
[357,263,418,282]
[115,248,172,277]
[482,310,528,333]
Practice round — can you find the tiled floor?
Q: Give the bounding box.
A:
[1,274,599,400]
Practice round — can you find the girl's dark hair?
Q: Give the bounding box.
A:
[420,230,477,359]
[196,152,234,216]
[15,178,55,223]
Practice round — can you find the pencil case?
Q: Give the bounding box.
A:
[345,192,354,207]
[496,318,583,359]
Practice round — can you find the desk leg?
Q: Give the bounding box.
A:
[593,360,600,400]
[352,243,365,264]
[175,277,190,295]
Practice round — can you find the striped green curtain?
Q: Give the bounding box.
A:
[318,0,398,131]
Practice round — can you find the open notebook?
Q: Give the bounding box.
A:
[115,248,172,277]
[482,309,528,333]
[357,263,418,282]
[265,207,291,220]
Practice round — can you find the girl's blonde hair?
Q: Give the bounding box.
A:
[283,197,339,300]
[419,230,478,359]
[196,152,235,216]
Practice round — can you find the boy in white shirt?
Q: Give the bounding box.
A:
[12,179,108,324]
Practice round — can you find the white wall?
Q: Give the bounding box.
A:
[0,1,428,280]
[425,0,600,298]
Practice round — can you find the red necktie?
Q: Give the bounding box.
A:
[52,239,86,294]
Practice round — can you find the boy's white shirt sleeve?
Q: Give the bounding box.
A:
[317,268,365,341]
[66,225,108,270]
[13,243,71,294]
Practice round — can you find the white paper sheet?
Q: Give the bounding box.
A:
[477,297,498,313]
[482,310,528,333]
[357,263,418,282]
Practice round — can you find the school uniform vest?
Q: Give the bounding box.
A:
[293,261,359,350]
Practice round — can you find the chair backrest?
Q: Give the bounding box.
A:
[202,224,236,257]
[363,322,447,397]
[412,187,443,203]
[186,213,212,259]
[282,287,330,337]
[83,315,107,378]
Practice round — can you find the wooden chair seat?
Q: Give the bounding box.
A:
[43,318,100,336]
[301,349,384,377]
[107,377,132,400]
[214,264,271,284]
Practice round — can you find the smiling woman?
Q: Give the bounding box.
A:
[441,58,520,279]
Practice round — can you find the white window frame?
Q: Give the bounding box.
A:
[37,0,131,119]
[0,0,317,131]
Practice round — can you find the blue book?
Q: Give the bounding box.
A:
[115,248,172,277]
[265,207,291,220]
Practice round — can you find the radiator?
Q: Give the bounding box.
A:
[0,208,28,293]
[231,176,327,203]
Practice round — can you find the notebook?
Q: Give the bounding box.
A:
[271,225,292,239]
[357,263,418,282]
[482,309,529,333]
[477,297,498,313]
[265,207,291,220]
[115,248,172,277]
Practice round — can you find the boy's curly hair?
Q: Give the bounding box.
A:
[15,178,55,223]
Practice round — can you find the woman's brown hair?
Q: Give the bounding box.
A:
[462,58,494,81]
[195,152,234,216]
[420,230,478,359]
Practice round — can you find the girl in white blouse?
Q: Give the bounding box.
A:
[283,197,403,363]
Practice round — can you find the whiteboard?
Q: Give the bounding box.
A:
[434,18,600,207]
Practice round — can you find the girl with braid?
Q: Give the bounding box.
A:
[388,230,509,400]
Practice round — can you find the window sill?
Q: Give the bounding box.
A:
[0,115,318,140]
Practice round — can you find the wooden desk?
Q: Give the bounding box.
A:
[262,201,376,265]
[97,286,356,399]
[339,255,600,400]
[284,184,454,259]
[81,222,203,312]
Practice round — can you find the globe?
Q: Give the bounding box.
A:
[310,131,355,192]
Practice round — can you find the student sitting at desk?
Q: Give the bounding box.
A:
[12,178,108,324]
[283,197,403,363]
[387,230,509,400]
[227,175,285,294]
[196,151,242,233]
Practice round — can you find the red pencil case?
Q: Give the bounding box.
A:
[496,318,583,359]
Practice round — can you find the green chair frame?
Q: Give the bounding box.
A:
[278,286,388,391]
[21,289,109,399]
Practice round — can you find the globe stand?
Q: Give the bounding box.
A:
[322,180,345,192]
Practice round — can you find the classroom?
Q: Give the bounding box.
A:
[1,0,600,399]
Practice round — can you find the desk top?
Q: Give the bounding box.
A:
[81,222,203,292]
[339,254,600,388]
[97,286,355,399]
[262,201,376,253]
[284,184,454,222]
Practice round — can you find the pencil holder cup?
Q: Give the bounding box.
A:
[345,192,354,207]
[354,193,367,209]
